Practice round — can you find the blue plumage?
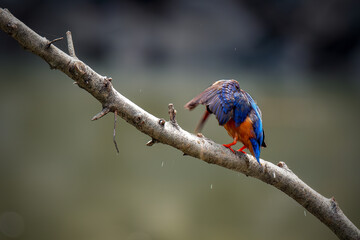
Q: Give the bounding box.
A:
[233,91,251,127]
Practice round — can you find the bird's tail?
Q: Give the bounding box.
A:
[250,138,261,164]
[262,130,267,148]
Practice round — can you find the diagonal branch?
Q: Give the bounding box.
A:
[0,8,358,240]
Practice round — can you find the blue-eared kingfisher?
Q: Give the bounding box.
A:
[184,79,266,164]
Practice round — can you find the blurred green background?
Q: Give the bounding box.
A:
[1,1,359,240]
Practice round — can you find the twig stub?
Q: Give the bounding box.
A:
[146,138,159,146]
[168,103,177,124]
[66,30,77,59]
[46,37,63,49]
[91,107,110,121]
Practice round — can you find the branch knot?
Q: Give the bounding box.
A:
[5,21,17,35]
[277,161,293,173]
[158,118,165,126]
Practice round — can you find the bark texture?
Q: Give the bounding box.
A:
[0,8,358,240]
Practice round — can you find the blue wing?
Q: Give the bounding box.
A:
[184,79,252,126]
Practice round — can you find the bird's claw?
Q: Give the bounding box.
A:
[236,146,247,154]
[223,144,235,153]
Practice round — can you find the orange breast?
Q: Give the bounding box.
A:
[223,118,255,155]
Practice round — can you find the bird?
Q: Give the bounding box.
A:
[184,79,266,164]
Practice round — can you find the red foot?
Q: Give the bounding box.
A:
[237,145,247,154]
[223,138,237,153]
[223,144,235,153]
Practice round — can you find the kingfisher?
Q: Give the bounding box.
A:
[184,79,266,164]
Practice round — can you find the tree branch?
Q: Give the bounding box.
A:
[0,8,358,240]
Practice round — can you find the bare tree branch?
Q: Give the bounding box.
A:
[0,8,358,240]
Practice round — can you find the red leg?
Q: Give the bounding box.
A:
[237,145,246,153]
[195,110,210,133]
[223,138,237,153]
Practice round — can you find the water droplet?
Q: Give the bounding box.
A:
[161,161,164,167]
[210,184,213,189]
[304,210,307,216]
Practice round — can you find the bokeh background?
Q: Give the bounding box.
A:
[1,0,359,239]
